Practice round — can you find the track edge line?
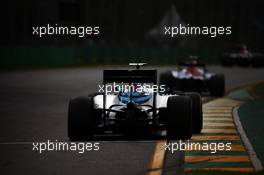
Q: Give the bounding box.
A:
[233,105,263,171]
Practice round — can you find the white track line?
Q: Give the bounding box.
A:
[233,106,263,171]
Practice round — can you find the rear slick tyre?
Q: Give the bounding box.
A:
[185,92,203,133]
[68,97,95,141]
[166,96,192,140]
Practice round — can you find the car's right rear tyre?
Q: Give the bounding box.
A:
[185,92,203,133]
[252,55,264,67]
[166,96,192,140]
[237,58,251,67]
[68,96,95,141]
[209,74,225,97]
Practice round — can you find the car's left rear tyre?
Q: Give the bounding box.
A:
[221,55,235,66]
[166,96,192,140]
[159,71,173,93]
[68,96,95,141]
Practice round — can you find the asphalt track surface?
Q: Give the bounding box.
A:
[0,66,263,175]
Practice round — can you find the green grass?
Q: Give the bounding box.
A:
[185,170,264,175]
[0,64,128,73]
[186,82,264,175]
[248,81,264,99]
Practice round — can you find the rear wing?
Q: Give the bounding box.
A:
[103,69,157,84]
[129,63,147,69]
[178,62,206,68]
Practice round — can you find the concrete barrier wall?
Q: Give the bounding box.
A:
[0,46,222,68]
[0,47,76,67]
[82,47,222,65]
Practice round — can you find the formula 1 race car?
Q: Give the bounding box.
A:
[159,57,225,97]
[221,44,264,67]
[68,63,202,141]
